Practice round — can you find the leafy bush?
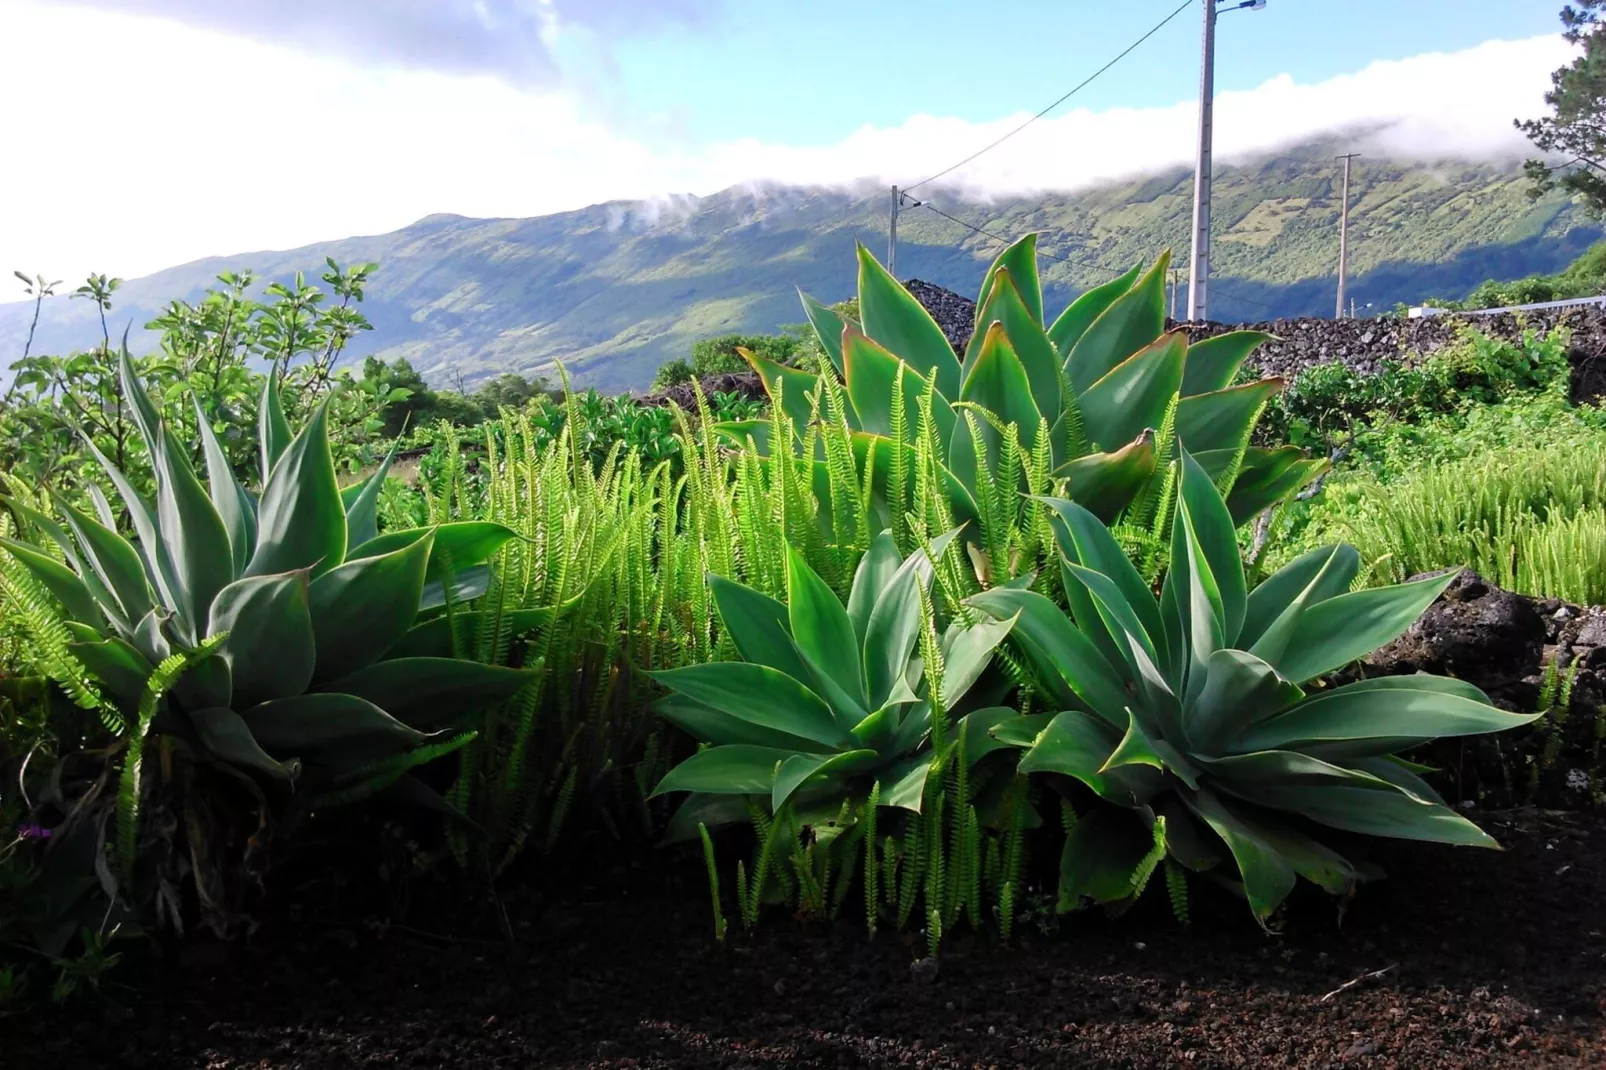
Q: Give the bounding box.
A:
[970,450,1536,927]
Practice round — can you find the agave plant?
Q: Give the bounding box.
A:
[965,448,1540,926]
[720,239,1326,555]
[0,352,543,812]
[649,529,1017,834]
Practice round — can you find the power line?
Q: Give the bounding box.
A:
[902,0,1194,195]
[911,199,1073,263]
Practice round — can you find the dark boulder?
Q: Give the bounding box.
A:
[1364,570,1546,692]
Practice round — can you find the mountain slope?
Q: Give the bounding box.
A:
[1,139,1596,392]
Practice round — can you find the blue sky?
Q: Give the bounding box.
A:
[0,0,1575,282]
[604,0,1562,148]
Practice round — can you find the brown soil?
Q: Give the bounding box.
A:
[11,809,1605,1069]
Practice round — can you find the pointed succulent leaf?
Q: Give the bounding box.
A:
[1048,263,1142,359]
[259,365,293,480]
[117,345,163,458]
[651,745,801,797]
[656,693,832,751]
[738,344,819,445]
[1041,495,1166,644]
[242,692,428,753]
[1176,378,1285,454]
[966,267,1061,426]
[1065,253,1169,394]
[0,537,104,627]
[195,399,256,577]
[857,244,962,396]
[1224,448,1329,526]
[66,636,151,708]
[1240,544,1360,651]
[418,565,492,611]
[975,234,1044,328]
[1184,788,1355,925]
[209,570,315,708]
[878,752,936,811]
[846,531,902,646]
[308,530,433,682]
[773,749,880,812]
[1178,448,1247,643]
[1017,709,1124,796]
[51,493,151,630]
[938,611,1016,711]
[965,586,1131,722]
[343,438,400,550]
[709,574,808,679]
[1052,431,1157,523]
[190,707,299,780]
[1263,571,1457,685]
[247,403,346,580]
[958,323,1043,468]
[798,288,856,375]
[349,521,515,580]
[1058,805,1157,906]
[1186,648,1304,753]
[958,707,1044,763]
[155,427,235,633]
[649,663,854,750]
[385,604,561,660]
[843,326,952,444]
[1077,331,1187,451]
[317,658,536,729]
[786,544,868,715]
[1180,331,1274,396]
[861,546,936,709]
[73,432,182,617]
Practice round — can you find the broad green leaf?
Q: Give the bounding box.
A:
[843,326,949,443]
[1266,571,1456,685]
[1184,788,1352,925]
[878,752,935,811]
[938,612,1016,710]
[1163,495,1226,711]
[712,419,773,455]
[318,658,536,729]
[246,403,346,580]
[1102,707,1168,775]
[1224,447,1328,526]
[385,605,561,660]
[798,288,856,375]
[155,427,235,634]
[343,438,400,549]
[650,662,853,750]
[773,749,880,812]
[856,243,962,397]
[419,565,492,610]
[987,711,1057,749]
[862,547,934,710]
[1178,449,1247,643]
[739,344,820,445]
[1018,709,1122,796]
[349,521,516,580]
[650,745,800,797]
[308,530,432,682]
[1078,331,1186,451]
[209,571,315,708]
[195,399,256,577]
[1240,544,1360,650]
[1350,755,1447,805]
[243,692,428,753]
[786,544,869,718]
[1053,431,1157,523]
[975,234,1044,328]
[966,268,1061,427]
[1041,495,1166,646]
[1181,330,1274,396]
[117,345,164,457]
[1176,378,1285,454]
[259,365,293,479]
[190,706,299,780]
[656,693,831,751]
[1065,252,1169,394]
[66,637,150,709]
[1186,649,1304,752]
[1048,263,1142,360]
[965,587,1131,722]
[958,707,1044,763]
[72,432,183,618]
[846,531,901,646]
[1058,805,1155,907]
[709,574,809,680]
[958,323,1044,471]
[1235,676,1535,756]
[51,494,151,631]
[0,537,103,627]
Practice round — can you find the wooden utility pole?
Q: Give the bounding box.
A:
[1335,153,1360,318]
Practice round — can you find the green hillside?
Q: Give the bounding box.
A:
[1,138,1596,392]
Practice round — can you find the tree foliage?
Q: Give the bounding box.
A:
[1519,3,1606,215]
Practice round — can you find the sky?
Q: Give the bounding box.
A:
[0,0,1577,287]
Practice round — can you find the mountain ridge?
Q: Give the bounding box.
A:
[1,139,1596,392]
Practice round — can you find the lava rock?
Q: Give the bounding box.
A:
[1364,571,1545,691]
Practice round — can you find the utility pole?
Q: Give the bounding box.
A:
[1186,0,1217,323]
[1335,153,1359,319]
[888,185,900,277]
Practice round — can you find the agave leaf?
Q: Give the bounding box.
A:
[846,531,902,647]
[1065,252,1169,394]
[259,365,293,479]
[209,570,315,708]
[189,706,299,780]
[938,612,1016,711]
[1161,494,1226,709]
[773,749,880,812]
[1185,649,1304,753]
[71,432,183,619]
[1052,431,1157,523]
[117,345,164,457]
[958,323,1044,473]
[343,438,401,550]
[1180,330,1274,396]
[308,529,433,682]
[856,244,962,397]
[1349,755,1447,805]
[798,288,857,375]
[1058,805,1156,907]
[975,234,1044,329]
[155,427,235,635]
[966,268,1061,427]
[1234,676,1537,756]
[708,574,808,680]
[1048,263,1142,359]
[650,744,803,797]
[0,537,105,628]
[1177,449,1246,644]
[1018,709,1122,794]
[862,546,934,710]
[349,521,516,581]
[66,637,151,709]
[1183,788,1355,925]
[318,658,536,729]
[785,545,869,718]
[1224,448,1329,526]
[1077,331,1187,451]
[712,418,773,455]
[878,752,936,811]
[987,711,1056,749]
[132,608,171,665]
[194,399,257,577]
[242,692,428,753]
[1262,571,1457,685]
[1041,495,1166,646]
[1240,544,1360,650]
[51,493,151,632]
[738,345,820,446]
[843,326,947,443]
[966,586,1131,722]
[418,565,492,610]
[649,663,854,750]
[1176,378,1285,455]
[958,707,1044,763]
[385,604,562,660]
[656,693,832,751]
[246,402,345,580]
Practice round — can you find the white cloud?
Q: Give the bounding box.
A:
[0,0,1574,287]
